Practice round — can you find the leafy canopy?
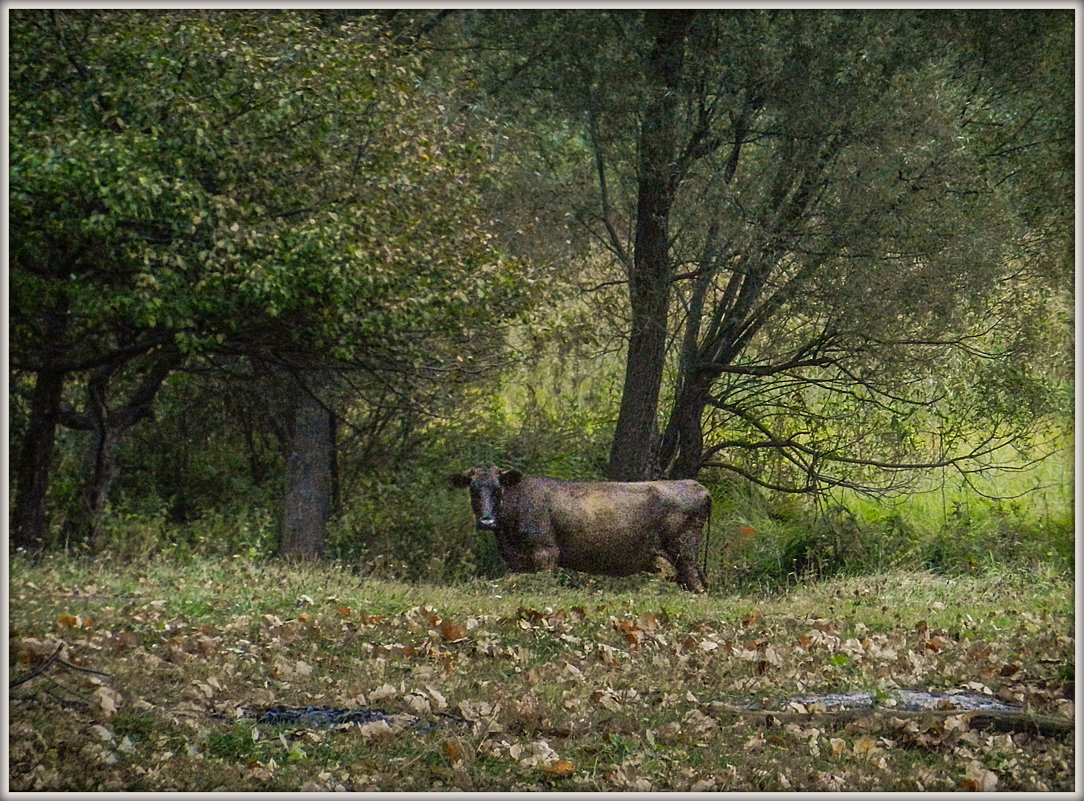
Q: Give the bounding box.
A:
[10,10,524,377]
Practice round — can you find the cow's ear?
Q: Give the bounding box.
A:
[500,469,523,487]
[449,473,472,489]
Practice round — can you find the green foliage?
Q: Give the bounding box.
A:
[9,9,534,544]
[460,9,1072,490]
[11,10,523,366]
[325,472,495,583]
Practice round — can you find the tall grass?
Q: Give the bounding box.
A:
[700,439,1073,592]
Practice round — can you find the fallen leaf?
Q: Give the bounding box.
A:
[15,637,64,666]
[960,761,998,792]
[439,619,467,642]
[591,689,621,712]
[683,708,718,737]
[854,734,878,760]
[358,719,391,738]
[443,740,464,762]
[93,685,123,717]
[405,693,431,715]
[638,613,661,631]
[424,684,448,710]
[370,683,397,701]
[541,759,575,776]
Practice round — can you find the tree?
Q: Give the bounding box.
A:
[607,10,695,481]
[652,10,1072,492]
[9,10,525,550]
[464,9,1072,492]
[281,371,335,560]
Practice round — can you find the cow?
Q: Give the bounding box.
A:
[450,464,710,593]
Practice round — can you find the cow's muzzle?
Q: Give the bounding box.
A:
[476,516,498,531]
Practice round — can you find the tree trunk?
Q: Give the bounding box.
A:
[11,368,66,550]
[658,373,713,480]
[62,356,175,547]
[609,283,671,481]
[74,424,126,547]
[281,373,334,560]
[12,290,73,551]
[607,10,694,481]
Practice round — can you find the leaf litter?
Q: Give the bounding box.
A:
[8,556,1074,792]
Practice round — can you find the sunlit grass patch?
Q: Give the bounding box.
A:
[700,436,1073,593]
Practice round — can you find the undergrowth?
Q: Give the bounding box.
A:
[68,445,1073,597]
[37,398,1072,597]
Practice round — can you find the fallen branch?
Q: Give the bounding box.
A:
[56,658,111,677]
[9,643,64,688]
[712,704,1073,740]
[9,642,110,688]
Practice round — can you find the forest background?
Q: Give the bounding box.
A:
[9,8,1074,587]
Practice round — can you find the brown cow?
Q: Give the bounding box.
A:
[450,465,709,592]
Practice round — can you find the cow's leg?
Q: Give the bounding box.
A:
[659,510,706,593]
[494,530,527,572]
[530,544,560,572]
[651,551,678,581]
[669,529,706,593]
[518,522,560,573]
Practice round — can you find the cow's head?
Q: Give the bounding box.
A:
[449,464,523,531]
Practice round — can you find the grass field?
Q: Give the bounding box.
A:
[7,552,1074,792]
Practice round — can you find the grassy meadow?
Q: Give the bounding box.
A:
[8,546,1074,792]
